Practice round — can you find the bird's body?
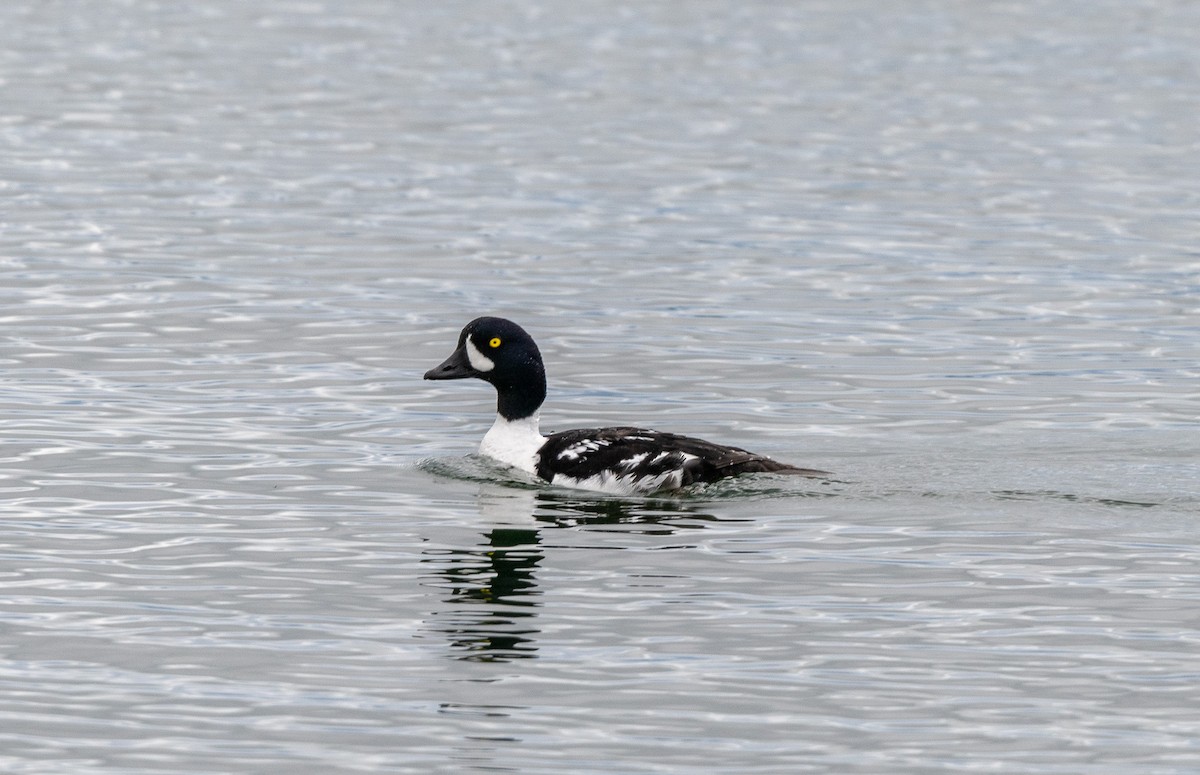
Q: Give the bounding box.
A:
[424,317,826,495]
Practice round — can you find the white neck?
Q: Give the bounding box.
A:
[479,412,545,474]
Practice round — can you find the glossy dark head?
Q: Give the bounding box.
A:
[424,317,547,420]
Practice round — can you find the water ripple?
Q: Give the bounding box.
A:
[3,0,1200,772]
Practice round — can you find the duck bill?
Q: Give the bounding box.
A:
[424,347,475,380]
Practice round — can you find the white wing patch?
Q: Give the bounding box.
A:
[557,438,612,461]
[617,452,649,471]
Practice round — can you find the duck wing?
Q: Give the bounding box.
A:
[536,426,826,493]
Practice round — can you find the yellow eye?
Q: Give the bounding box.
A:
[489,337,502,348]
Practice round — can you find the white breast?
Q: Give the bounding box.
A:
[479,413,545,474]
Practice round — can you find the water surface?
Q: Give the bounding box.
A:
[2,1,1198,773]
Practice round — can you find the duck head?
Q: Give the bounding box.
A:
[424,317,547,420]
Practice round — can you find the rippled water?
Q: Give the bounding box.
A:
[3,1,1199,773]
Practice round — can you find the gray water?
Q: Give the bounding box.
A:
[2,1,1199,773]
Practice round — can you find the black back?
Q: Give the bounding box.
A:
[536,426,827,487]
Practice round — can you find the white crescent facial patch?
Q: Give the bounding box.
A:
[464,337,495,372]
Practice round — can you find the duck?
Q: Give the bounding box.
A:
[424,317,828,495]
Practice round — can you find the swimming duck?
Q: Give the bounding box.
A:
[424,317,827,494]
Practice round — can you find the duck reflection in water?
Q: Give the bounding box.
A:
[420,487,722,663]
[423,525,543,662]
